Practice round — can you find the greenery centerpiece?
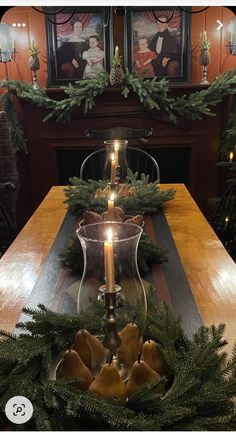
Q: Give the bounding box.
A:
[1,294,236,431]
[64,170,176,216]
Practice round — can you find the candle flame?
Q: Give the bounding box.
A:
[114,141,119,151]
[229,151,234,162]
[110,193,115,201]
[107,228,113,242]
[111,153,115,161]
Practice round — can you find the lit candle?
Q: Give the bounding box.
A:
[229,151,234,163]
[111,153,116,184]
[108,193,115,212]
[114,141,119,167]
[203,30,207,41]
[115,45,119,58]
[104,228,115,292]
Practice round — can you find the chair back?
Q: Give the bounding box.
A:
[80,147,160,182]
[211,181,236,260]
[86,127,153,140]
[82,126,159,182]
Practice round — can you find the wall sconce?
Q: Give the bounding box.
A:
[227,16,236,55]
[0,22,16,62]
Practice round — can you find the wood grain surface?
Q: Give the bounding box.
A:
[1,184,236,353]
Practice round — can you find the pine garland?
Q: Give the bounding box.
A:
[64,170,176,215]
[1,294,236,430]
[1,69,236,153]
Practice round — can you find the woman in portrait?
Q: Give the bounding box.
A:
[57,17,88,79]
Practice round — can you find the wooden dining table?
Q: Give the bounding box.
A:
[1,184,236,354]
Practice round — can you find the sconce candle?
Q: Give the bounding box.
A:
[229,151,234,163]
[115,45,119,57]
[108,193,115,212]
[203,30,207,40]
[110,153,116,184]
[104,228,115,292]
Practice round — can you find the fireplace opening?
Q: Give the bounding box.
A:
[57,146,191,186]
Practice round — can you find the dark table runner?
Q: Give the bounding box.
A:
[19,210,202,337]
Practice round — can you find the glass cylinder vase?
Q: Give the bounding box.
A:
[104,140,128,185]
[76,221,147,337]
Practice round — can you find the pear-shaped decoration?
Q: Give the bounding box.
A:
[88,355,126,400]
[72,329,105,370]
[57,349,93,390]
[126,354,161,396]
[141,340,168,376]
[118,318,142,366]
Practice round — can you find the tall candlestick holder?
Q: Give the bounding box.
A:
[98,283,130,380]
[76,221,147,376]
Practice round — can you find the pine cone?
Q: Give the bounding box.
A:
[28,41,40,71]
[199,49,210,66]
[28,55,40,71]
[109,66,124,87]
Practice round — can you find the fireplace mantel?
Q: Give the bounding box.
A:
[16,85,228,225]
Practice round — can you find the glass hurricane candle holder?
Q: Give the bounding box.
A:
[104,140,128,185]
[76,221,147,337]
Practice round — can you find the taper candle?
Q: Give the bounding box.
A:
[108,193,115,212]
[229,151,234,163]
[104,228,115,292]
[114,141,119,167]
[111,153,116,184]
[115,45,119,57]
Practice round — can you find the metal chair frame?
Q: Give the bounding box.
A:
[80,146,160,183]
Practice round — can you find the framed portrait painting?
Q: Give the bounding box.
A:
[124,7,191,83]
[45,7,112,86]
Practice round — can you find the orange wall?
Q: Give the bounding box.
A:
[191,6,236,84]
[0,7,47,86]
[0,6,236,86]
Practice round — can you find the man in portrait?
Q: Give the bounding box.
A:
[149,14,180,76]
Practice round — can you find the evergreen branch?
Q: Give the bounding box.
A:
[64,172,176,216]
[43,72,109,122]
[0,297,236,430]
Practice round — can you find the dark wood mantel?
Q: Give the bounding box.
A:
[16,85,228,227]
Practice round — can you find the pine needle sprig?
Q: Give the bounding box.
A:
[43,72,109,123]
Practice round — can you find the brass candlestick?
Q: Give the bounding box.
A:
[201,65,209,85]
[99,284,121,353]
[99,284,130,381]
